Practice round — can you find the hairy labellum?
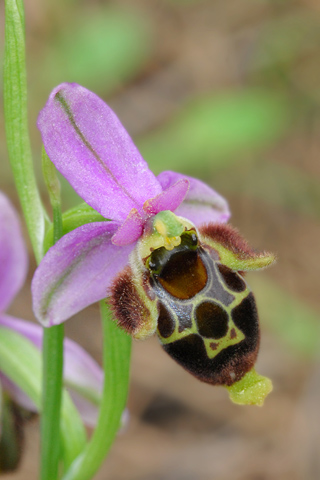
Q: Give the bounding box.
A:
[110,211,275,405]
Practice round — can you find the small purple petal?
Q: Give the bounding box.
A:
[62,335,103,400]
[0,373,36,412]
[38,83,162,222]
[143,179,189,216]
[32,222,134,326]
[111,208,144,246]
[0,192,28,312]
[157,171,230,226]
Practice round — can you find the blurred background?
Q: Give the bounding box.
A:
[1,0,320,478]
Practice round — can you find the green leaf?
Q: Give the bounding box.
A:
[251,276,320,358]
[0,327,87,469]
[138,89,290,175]
[4,0,45,263]
[43,203,107,253]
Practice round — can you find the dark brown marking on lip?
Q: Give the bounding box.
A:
[217,264,246,292]
[230,328,237,339]
[195,301,229,339]
[157,302,175,339]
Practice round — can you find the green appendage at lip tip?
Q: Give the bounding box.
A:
[226,369,273,406]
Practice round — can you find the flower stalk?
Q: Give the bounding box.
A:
[62,301,131,480]
[41,152,65,480]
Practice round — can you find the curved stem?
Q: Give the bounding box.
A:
[62,301,132,480]
[4,0,45,263]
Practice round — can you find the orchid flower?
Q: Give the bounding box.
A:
[33,83,275,405]
[0,191,103,427]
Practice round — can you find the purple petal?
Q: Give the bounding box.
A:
[32,222,134,326]
[143,179,189,216]
[60,334,103,427]
[111,208,144,246]
[38,83,162,222]
[0,314,42,348]
[0,192,28,312]
[157,171,230,226]
[0,374,36,412]
[0,314,103,426]
[67,390,99,428]
[62,334,103,401]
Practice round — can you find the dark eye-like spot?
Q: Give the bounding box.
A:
[157,302,175,339]
[195,301,229,339]
[230,328,237,339]
[231,293,258,337]
[218,264,246,292]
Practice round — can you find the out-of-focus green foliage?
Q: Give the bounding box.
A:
[216,161,320,220]
[252,276,320,358]
[35,8,152,94]
[252,12,320,72]
[138,90,290,175]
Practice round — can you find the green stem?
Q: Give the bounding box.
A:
[41,161,65,480]
[4,0,45,263]
[41,325,64,480]
[62,302,132,480]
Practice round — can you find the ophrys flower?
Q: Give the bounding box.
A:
[33,83,275,405]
